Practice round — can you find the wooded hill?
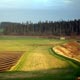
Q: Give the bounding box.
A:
[0,19,80,37]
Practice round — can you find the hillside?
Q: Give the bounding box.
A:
[53,41,80,62]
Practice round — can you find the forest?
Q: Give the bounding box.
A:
[0,19,80,37]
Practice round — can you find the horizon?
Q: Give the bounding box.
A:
[0,18,80,24]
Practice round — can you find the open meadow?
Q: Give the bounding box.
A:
[0,36,79,80]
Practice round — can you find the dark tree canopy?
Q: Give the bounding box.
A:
[0,19,80,38]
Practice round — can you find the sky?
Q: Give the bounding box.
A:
[0,0,80,22]
[0,0,79,9]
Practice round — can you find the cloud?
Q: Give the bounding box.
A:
[63,0,72,3]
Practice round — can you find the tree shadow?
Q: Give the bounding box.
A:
[0,68,79,80]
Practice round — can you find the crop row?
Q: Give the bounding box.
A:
[0,51,24,72]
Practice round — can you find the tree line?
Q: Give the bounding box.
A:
[0,19,80,37]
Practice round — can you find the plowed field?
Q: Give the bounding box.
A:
[0,51,24,72]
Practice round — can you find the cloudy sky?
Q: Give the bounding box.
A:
[0,0,79,9]
[0,0,80,22]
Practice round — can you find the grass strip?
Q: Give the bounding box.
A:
[10,47,36,71]
[49,48,80,68]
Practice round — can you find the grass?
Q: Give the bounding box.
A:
[50,48,80,68]
[0,69,77,80]
[20,46,71,71]
[0,36,79,80]
[12,47,37,71]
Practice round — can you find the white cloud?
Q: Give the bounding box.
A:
[63,0,72,4]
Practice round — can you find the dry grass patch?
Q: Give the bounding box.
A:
[53,41,80,62]
[21,46,70,71]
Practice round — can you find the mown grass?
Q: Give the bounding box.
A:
[0,36,68,51]
[0,36,79,80]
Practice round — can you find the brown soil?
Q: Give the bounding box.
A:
[53,41,80,60]
[0,51,24,72]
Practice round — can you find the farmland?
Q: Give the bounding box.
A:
[0,51,23,72]
[0,36,79,80]
[53,41,80,62]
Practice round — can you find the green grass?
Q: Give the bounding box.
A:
[12,47,37,70]
[0,36,79,80]
[0,69,77,80]
[49,48,80,68]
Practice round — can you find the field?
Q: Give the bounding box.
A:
[0,51,23,72]
[0,36,79,80]
[53,41,80,62]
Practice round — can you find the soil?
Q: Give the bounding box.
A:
[0,51,24,72]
